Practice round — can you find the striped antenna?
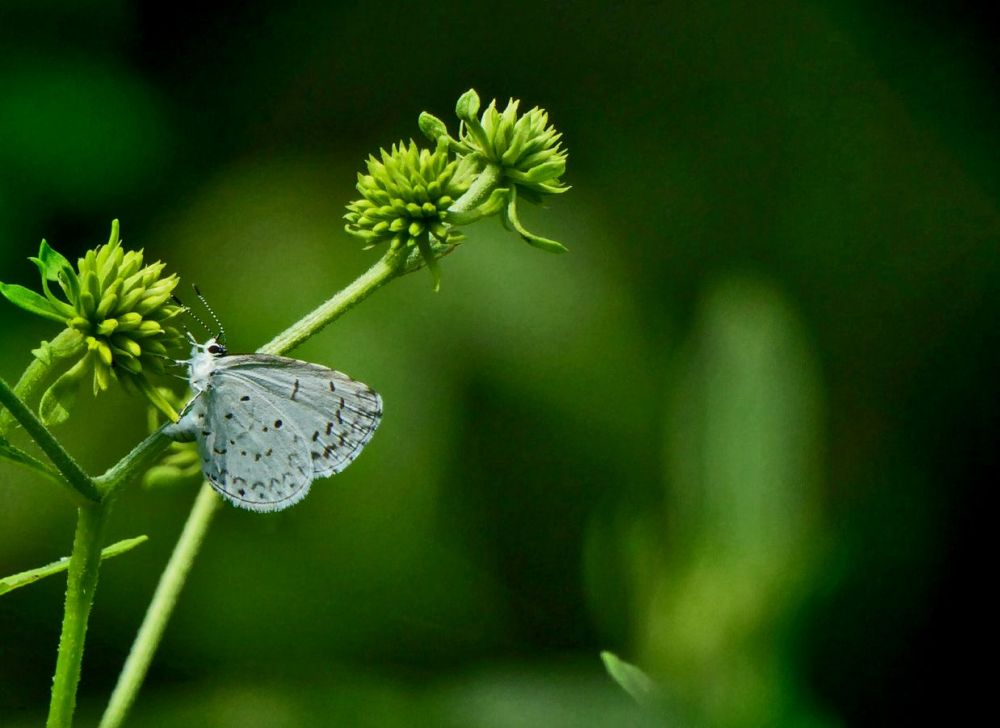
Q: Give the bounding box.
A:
[173,293,213,342]
[193,284,227,346]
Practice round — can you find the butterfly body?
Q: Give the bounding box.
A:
[167,337,382,512]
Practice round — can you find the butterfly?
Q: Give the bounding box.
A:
[165,336,382,512]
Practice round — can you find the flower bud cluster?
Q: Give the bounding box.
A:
[1,221,184,423]
[345,89,571,284]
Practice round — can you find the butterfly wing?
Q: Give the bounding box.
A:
[184,376,315,512]
[166,353,381,513]
[212,354,383,480]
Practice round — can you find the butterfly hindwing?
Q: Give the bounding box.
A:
[211,355,383,479]
[192,377,315,512]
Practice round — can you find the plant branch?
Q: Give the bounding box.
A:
[0,376,100,503]
[260,247,407,356]
[98,484,219,728]
[95,429,174,498]
[47,504,110,727]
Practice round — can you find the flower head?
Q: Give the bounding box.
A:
[345,138,474,287]
[453,91,569,199]
[0,220,184,423]
[418,89,570,253]
[345,138,473,250]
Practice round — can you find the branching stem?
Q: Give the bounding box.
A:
[0,376,99,504]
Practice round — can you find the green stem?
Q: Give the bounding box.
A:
[99,248,409,727]
[0,376,100,503]
[260,247,406,355]
[48,503,110,728]
[95,430,173,499]
[98,484,219,728]
[450,162,502,214]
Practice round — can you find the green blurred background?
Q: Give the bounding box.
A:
[2,1,997,725]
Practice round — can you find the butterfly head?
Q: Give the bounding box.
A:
[186,336,228,389]
[204,338,227,357]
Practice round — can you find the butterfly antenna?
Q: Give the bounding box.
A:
[172,293,213,342]
[193,284,227,346]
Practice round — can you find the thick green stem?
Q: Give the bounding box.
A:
[47,503,110,728]
[0,376,100,504]
[99,248,409,727]
[98,485,219,728]
[450,162,502,214]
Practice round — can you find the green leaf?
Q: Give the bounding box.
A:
[0,282,69,323]
[600,651,660,708]
[39,356,90,426]
[0,535,148,597]
[31,239,82,306]
[31,239,75,282]
[0,434,61,482]
[504,188,569,253]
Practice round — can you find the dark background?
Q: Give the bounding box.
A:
[1,1,997,725]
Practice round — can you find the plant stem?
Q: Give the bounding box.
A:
[95,430,173,498]
[99,248,409,727]
[260,247,406,355]
[98,484,219,728]
[47,503,110,728]
[450,162,502,214]
[0,376,100,503]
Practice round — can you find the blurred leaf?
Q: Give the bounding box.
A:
[0,535,147,597]
[638,276,829,726]
[600,651,660,708]
[0,60,172,208]
[436,664,665,728]
[0,434,61,482]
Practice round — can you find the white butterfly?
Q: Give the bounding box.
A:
[166,337,382,512]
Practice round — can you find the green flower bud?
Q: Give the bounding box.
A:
[345,139,474,286]
[413,90,571,253]
[418,111,449,144]
[456,93,569,198]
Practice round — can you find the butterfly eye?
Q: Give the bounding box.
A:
[207,344,224,355]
